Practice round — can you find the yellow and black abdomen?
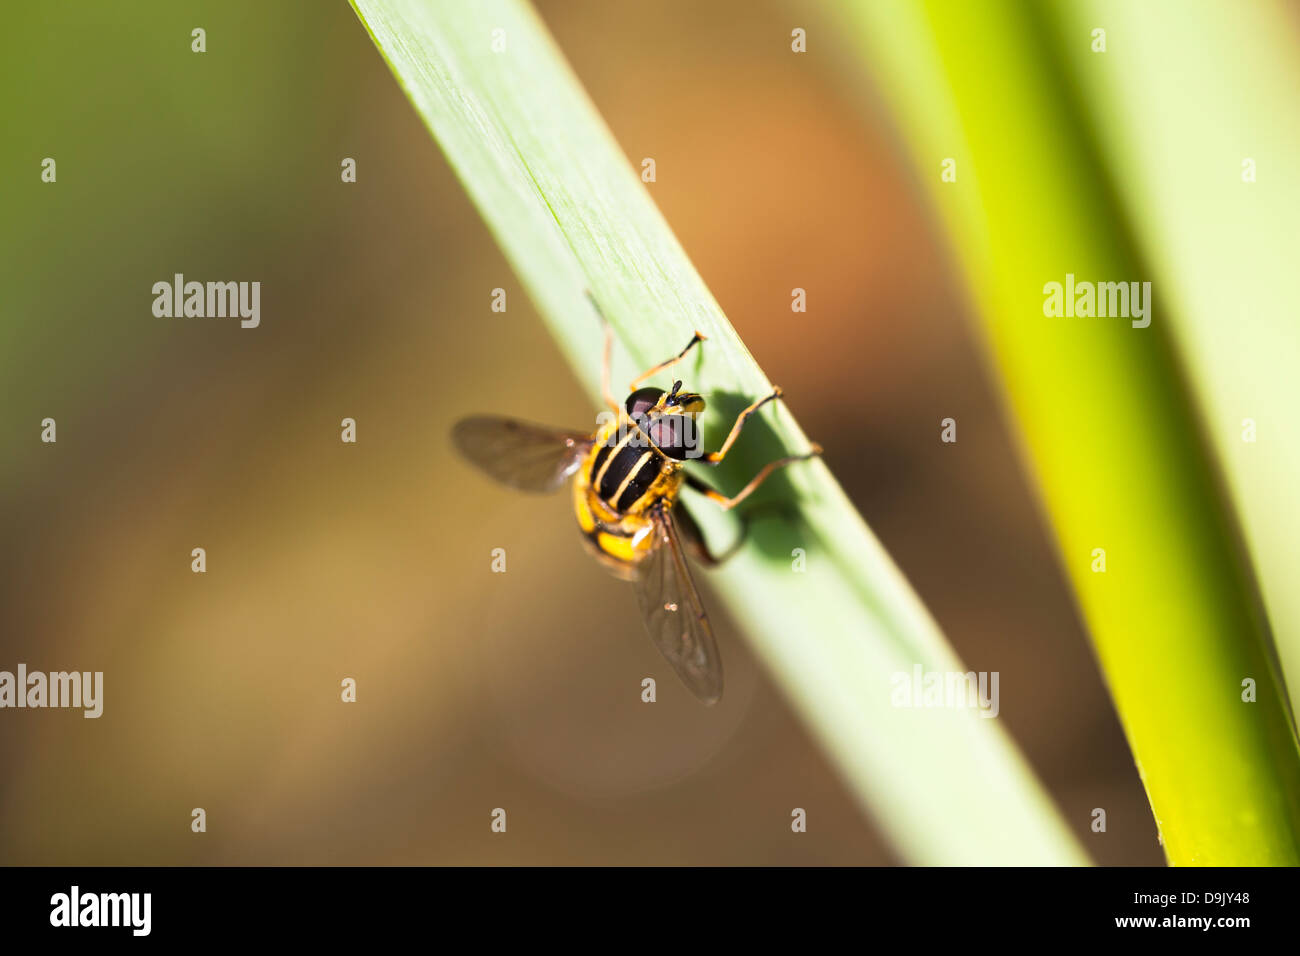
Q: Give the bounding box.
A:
[588,428,668,515]
[572,417,682,576]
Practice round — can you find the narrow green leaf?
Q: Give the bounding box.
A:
[835,0,1300,864]
[1048,0,1300,731]
[350,0,1087,864]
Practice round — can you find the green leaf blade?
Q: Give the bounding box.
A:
[351,0,1088,865]
[835,0,1300,865]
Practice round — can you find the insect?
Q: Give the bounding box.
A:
[452,311,820,704]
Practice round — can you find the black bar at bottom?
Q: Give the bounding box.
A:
[0,865,1284,941]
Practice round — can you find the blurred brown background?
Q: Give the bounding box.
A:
[0,0,1159,864]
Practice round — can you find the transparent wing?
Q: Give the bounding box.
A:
[635,506,724,704]
[451,416,592,493]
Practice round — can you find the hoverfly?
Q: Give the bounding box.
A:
[452,310,820,704]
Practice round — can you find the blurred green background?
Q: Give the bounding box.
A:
[3,0,1248,864]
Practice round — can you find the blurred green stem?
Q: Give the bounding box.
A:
[835,0,1300,864]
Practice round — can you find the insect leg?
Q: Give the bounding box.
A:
[677,477,748,565]
[629,331,708,391]
[586,291,621,414]
[697,387,783,465]
[690,446,822,512]
[600,321,620,413]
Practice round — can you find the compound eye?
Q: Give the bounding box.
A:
[647,415,701,460]
[646,416,680,451]
[625,387,664,419]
